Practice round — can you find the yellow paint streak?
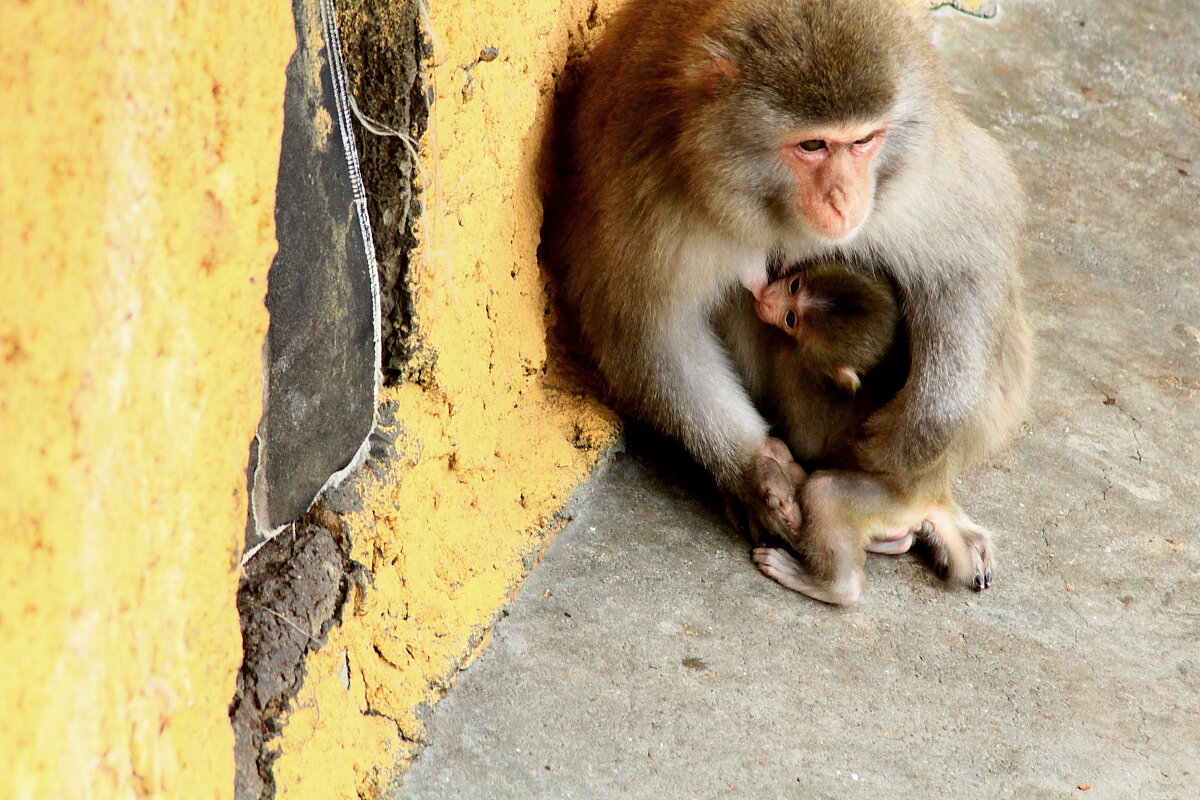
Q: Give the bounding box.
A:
[0,2,291,798]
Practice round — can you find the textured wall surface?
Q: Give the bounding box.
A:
[0,2,292,798]
[265,1,621,796]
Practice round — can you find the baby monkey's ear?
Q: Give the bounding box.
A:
[828,366,862,393]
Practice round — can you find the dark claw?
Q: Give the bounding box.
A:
[984,570,993,588]
[973,574,985,592]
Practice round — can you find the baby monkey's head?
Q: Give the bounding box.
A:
[754,261,900,392]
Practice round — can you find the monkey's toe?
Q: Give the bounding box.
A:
[973,568,994,592]
[962,527,995,591]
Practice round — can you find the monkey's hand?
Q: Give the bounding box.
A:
[724,437,807,547]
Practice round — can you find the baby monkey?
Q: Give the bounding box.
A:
[754,261,900,395]
[744,261,991,604]
[745,260,907,469]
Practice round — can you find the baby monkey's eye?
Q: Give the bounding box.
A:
[798,139,826,152]
[784,310,797,329]
[854,132,877,145]
[789,276,801,293]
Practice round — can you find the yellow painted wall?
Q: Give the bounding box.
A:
[267,1,621,797]
[0,3,292,798]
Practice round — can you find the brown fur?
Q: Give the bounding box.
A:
[545,0,1031,603]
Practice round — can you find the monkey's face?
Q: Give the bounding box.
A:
[754,273,816,338]
[755,265,898,374]
[781,122,889,240]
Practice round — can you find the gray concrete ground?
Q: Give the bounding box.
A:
[399,2,1200,798]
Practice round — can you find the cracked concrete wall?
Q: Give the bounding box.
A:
[0,2,291,798]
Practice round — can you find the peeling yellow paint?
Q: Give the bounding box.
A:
[0,2,291,798]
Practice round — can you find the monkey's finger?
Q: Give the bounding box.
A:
[755,456,789,505]
[775,494,802,533]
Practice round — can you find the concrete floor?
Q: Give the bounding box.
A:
[399,1,1200,798]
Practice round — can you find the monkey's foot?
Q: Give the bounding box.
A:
[752,547,862,605]
[913,515,995,591]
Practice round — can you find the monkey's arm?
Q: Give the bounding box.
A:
[857,112,1025,477]
[598,303,806,542]
[855,261,1000,475]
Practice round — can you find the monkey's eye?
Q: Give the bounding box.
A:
[853,132,877,145]
[797,139,826,152]
[784,310,797,329]
[789,277,801,294]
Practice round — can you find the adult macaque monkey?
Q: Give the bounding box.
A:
[547,0,1031,602]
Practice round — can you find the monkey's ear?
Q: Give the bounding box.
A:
[829,366,862,393]
[689,41,738,95]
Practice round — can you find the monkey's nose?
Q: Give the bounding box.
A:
[828,186,848,212]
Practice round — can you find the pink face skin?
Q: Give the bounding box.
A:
[780,122,889,240]
[751,272,867,393]
[753,273,812,338]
